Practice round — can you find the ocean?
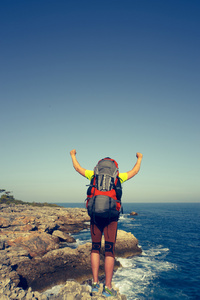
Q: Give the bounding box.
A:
[55,202,200,300]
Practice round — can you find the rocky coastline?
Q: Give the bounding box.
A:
[0,203,142,299]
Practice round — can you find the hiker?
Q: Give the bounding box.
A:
[70,149,143,297]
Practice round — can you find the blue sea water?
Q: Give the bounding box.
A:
[56,202,200,300]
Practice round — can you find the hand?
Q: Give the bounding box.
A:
[70,149,76,156]
[136,152,143,159]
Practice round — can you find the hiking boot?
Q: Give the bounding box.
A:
[91,282,100,294]
[102,285,117,297]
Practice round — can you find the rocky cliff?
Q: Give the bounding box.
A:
[0,204,142,299]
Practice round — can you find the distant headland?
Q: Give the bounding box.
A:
[0,190,58,207]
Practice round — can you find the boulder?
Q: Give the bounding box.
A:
[7,232,59,257]
[52,230,76,242]
[130,211,138,216]
[102,230,142,258]
[116,230,141,256]
[38,222,59,234]
[14,243,91,291]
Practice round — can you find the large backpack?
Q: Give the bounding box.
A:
[86,157,122,222]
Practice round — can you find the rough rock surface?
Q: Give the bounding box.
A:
[0,279,126,299]
[0,204,141,299]
[49,281,127,300]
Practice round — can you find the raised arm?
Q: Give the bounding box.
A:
[70,149,86,177]
[126,152,143,180]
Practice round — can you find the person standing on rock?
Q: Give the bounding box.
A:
[70,149,143,297]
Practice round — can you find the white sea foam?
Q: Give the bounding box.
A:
[119,214,129,219]
[114,246,176,300]
[66,237,91,248]
[119,214,134,222]
[118,214,142,228]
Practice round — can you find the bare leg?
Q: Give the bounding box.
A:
[91,252,100,283]
[103,221,118,289]
[105,256,115,289]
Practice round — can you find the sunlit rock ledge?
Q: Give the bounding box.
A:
[0,203,141,299]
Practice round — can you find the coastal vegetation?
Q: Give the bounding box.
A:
[0,189,58,207]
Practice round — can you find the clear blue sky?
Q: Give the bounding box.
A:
[1,0,199,203]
